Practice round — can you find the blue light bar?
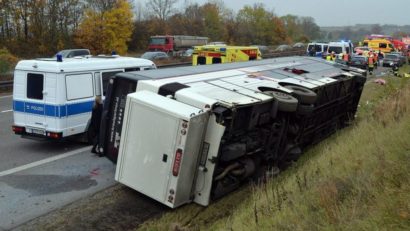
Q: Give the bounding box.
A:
[56,53,63,62]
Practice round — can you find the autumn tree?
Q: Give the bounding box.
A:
[281,14,302,42]
[299,17,320,40]
[147,0,179,21]
[75,0,133,54]
[236,3,288,45]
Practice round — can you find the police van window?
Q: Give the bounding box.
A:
[125,67,140,72]
[27,73,44,100]
[324,45,328,51]
[346,47,350,54]
[102,71,122,95]
[94,72,102,96]
[66,74,93,100]
[379,43,387,49]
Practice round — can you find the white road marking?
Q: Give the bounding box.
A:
[0,146,91,177]
[0,95,12,99]
[1,109,12,113]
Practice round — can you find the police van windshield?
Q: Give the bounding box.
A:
[328,46,343,54]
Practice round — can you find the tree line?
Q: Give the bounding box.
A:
[0,0,321,57]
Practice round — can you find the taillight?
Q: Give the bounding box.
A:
[47,132,62,139]
[12,126,25,134]
[172,149,183,177]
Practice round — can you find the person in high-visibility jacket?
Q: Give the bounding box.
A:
[368,54,374,75]
[326,53,332,61]
[373,51,378,69]
[343,52,349,64]
[331,51,336,61]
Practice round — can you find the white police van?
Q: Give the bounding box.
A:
[12,55,156,140]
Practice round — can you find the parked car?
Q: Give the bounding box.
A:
[141,51,169,61]
[293,42,305,48]
[182,49,194,57]
[354,47,372,55]
[53,49,91,58]
[251,45,269,54]
[382,54,401,67]
[349,55,368,70]
[389,52,406,66]
[274,44,292,52]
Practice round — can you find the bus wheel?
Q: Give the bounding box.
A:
[283,85,317,105]
[265,90,298,112]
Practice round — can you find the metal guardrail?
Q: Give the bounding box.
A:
[0,80,13,89]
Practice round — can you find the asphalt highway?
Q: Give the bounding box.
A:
[0,95,117,230]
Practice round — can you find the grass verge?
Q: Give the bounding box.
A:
[138,73,410,231]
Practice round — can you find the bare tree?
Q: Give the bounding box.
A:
[147,0,178,20]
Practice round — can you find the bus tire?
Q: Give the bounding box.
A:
[284,85,317,105]
[265,90,298,112]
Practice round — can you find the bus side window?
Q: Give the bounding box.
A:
[379,43,387,49]
[102,71,123,95]
[94,72,102,96]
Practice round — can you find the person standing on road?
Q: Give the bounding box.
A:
[372,51,378,69]
[90,96,103,154]
[368,53,375,75]
[343,52,349,64]
[309,46,316,57]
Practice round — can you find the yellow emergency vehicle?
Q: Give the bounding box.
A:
[192,45,262,65]
[364,39,394,53]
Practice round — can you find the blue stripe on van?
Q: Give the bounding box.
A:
[13,100,93,118]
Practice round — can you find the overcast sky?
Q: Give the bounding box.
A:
[187,0,409,27]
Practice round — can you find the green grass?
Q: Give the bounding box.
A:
[138,72,410,231]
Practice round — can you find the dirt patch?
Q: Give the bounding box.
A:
[13,184,167,231]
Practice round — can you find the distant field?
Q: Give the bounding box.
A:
[138,67,410,231]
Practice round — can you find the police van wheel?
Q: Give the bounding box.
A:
[265,90,298,112]
[283,85,317,105]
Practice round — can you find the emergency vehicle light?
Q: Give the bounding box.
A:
[220,47,226,52]
[56,53,63,62]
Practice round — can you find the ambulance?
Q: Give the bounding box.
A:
[192,45,261,65]
[364,39,394,53]
[12,55,156,141]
